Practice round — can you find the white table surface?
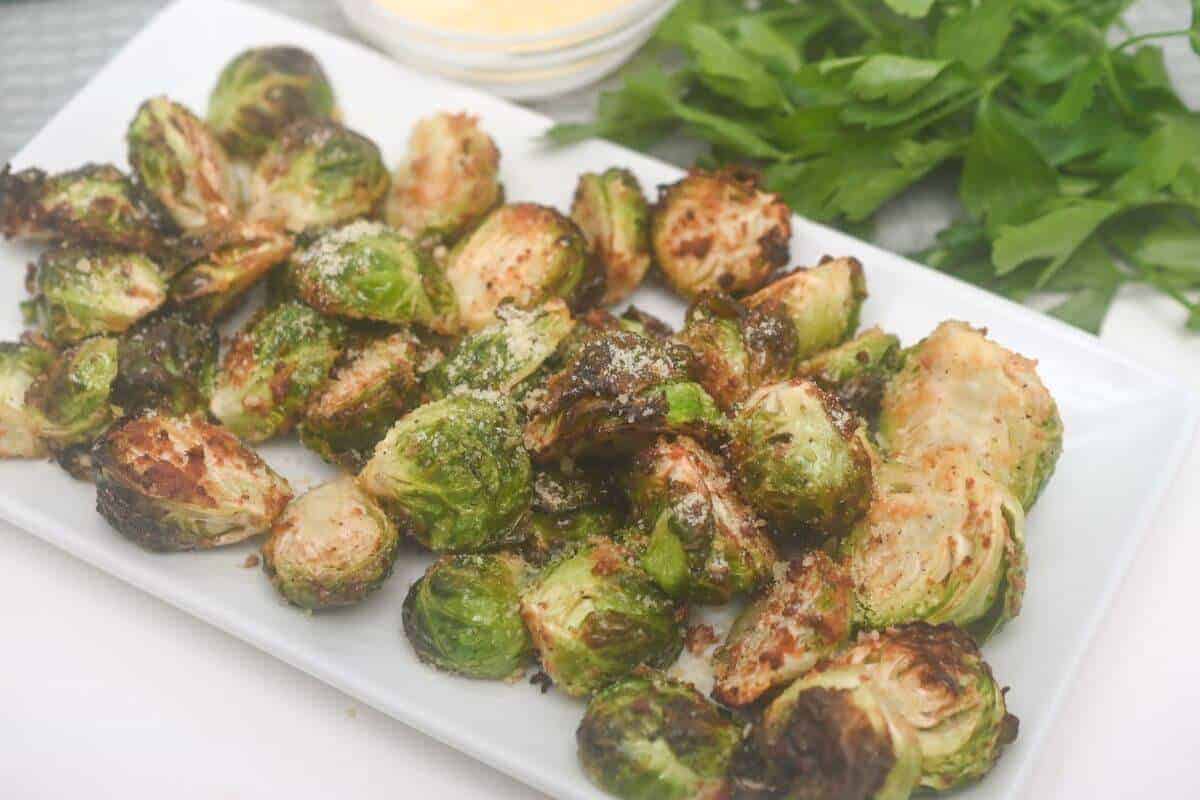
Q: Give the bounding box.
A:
[2,2,1198,798]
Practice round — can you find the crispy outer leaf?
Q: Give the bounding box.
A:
[961,100,1057,229]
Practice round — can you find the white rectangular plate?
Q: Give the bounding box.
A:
[2,2,1196,798]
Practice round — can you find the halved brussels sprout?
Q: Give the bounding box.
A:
[729,380,873,537]
[519,539,683,696]
[385,111,503,244]
[170,222,295,321]
[444,203,595,331]
[879,321,1063,509]
[712,553,853,707]
[524,329,724,462]
[247,117,388,233]
[675,292,797,411]
[298,330,424,469]
[209,300,346,443]
[577,669,742,800]
[570,168,651,305]
[207,45,337,160]
[523,466,624,565]
[289,221,457,331]
[0,339,56,458]
[357,391,531,553]
[127,96,239,231]
[27,335,120,458]
[797,326,902,421]
[94,410,293,551]
[744,256,868,360]
[424,300,573,400]
[262,476,399,610]
[651,169,791,298]
[751,662,922,800]
[0,163,173,251]
[843,447,1027,638]
[403,552,533,679]
[625,436,775,603]
[114,309,217,414]
[28,244,167,345]
[830,624,1019,791]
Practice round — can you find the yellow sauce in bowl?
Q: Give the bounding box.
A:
[373,0,637,38]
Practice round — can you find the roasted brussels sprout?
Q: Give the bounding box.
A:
[357,391,531,553]
[94,410,293,551]
[0,340,55,458]
[261,476,399,609]
[570,168,651,305]
[729,380,873,537]
[797,326,902,421]
[170,222,295,321]
[27,243,167,345]
[519,539,683,696]
[126,96,239,232]
[879,321,1063,509]
[712,553,853,707]
[424,300,573,400]
[27,335,120,458]
[247,117,388,233]
[289,221,457,331]
[403,552,533,679]
[524,329,724,462]
[444,203,594,331]
[0,163,172,251]
[828,624,1018,791]
[744,256,868,360]
[675,292,797,412]
[625,436,775,603]
[298,329,424,469]
[385,111,503,244]
[577,670,742,800]
[523,466,623,565]
[207,46,337,160]
[209,300,346,442]
[843,447,1027,638]
[651,169,790,298]
[114,309,217,414]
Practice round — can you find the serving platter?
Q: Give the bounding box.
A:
[1,1,1195,798]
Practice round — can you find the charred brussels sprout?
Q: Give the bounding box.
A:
[675,292,797,412]
[625,436,775,603]
[797,326,902,421]
[126,96,239,231]
[209,300,346,442]
[651,169,790,298]
[745,256,868,360]
[577,670,741,800]
[524,329,724,462]
[262,476,399,610]
[424,300,573,400]
[445,203,594,331]
[207,46,337,160]
[519,539,683,696]
[170,222,295,321]
[385,111,503,244]
[289,221,457,331]
[114,309,217,414]
[403,552,533,679]
[570,168,651,305]
[357,391,531,553]
[729,380,873,537]
[28,244,167,345]
[523,467,623,565]
[879,321,1063,509]
[247,117,388,233]
[0,163,172,251]
[298,330,424,469]
[94,411,292,551]
[0,340,55,458]
[28,336,120,467]
[712,553,853,707]
[843,448,1026,638]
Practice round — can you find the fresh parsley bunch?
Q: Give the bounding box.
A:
[551,0,1200,333]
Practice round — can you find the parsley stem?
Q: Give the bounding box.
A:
[1106,238,1200,315]
[1114,29,1192,52]
[831,0,882,40]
